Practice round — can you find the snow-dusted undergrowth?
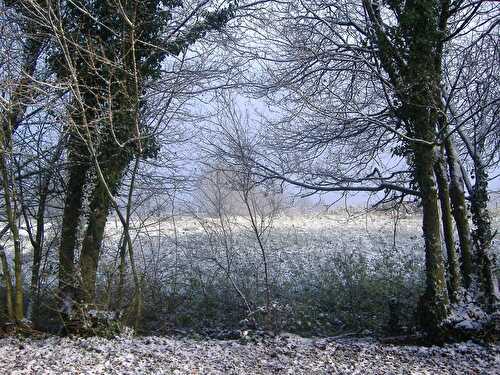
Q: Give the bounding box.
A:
[101,211,429,332]
[6,210,499,333]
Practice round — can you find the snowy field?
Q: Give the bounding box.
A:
[0,334,498,374]
[111,208,500,263]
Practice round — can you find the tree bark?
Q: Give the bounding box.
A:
[59,142,88,313]
[29,233,42,324]
[470,163,500,311]
[79,189,112,305]
[0,133,24,321]
[434,149,461,303]
[444,137,473,289]
[0,245,14,321]
[79,154,130,304]
[115,232,127,312]
[414,143,450,331]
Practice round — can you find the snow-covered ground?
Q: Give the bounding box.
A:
[0,334,498,374]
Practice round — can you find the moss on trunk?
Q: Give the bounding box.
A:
[414,142,450,332]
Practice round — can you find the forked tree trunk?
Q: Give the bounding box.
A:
[363,0,451,335]
[434,149,461,303]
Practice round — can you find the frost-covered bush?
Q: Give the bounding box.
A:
[280,247,425,335]
[133,245,424,336]
[63,307,127,338]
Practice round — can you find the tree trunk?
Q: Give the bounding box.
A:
[115,233,127,312]
[0,245,14,321]
[243,189,272,327]
[29,195,49,326]
[434,149,461,303]
[470,163,500,311]
[454,114,499,312]
[79,153,130,305]
[414,142,450,333]
[115,156,140,313]
[29,242,42,324]
[79,185,112,305]
[59,146,88,314]
[0,136,24,321]
[444,137,473,289]
[363,0,460,336]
